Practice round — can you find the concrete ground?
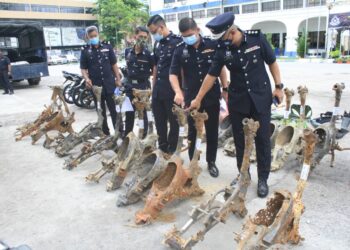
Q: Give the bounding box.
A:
[0,62,350,250]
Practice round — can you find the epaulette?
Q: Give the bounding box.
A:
[245,30,260,36]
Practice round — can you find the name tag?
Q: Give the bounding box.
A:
[202,49,215,54]
[245,45,260,54]
[101,49,109,52]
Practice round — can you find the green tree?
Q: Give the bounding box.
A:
[94,0,149,46]
[297,31,307,58]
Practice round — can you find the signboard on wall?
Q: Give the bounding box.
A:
[329,12,350,29]
[62,27,86,46]
[43,27,62,47]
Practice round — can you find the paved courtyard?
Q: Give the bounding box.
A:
[0,62,349,250]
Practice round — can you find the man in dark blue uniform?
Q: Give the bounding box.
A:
[170,17,228,177]
[124,26,156,138]
[147,15,183,154]
[0,50,13,95]
[80,26,121,136]
[190,12,284,198]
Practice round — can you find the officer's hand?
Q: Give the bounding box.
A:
[190,98,201,110]
[85,78,93,89]
[174,91,184,107]
[273,88,284,104]
[115,79,122,87]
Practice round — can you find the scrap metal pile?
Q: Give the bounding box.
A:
[15,82,349,249]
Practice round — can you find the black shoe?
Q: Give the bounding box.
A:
[208,162,219,177]
[2,92,8,95]
[336,128,349,139]
[9,91,14,95]
[257,179,269,198]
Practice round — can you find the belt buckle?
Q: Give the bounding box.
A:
[132,80,138,84]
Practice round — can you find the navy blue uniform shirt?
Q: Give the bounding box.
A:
[208,30,276,114]
[170,36,221,107]
[80,41,117,94]
[153,32,182,100]
[0,56,10,72]
[125,47,155,80]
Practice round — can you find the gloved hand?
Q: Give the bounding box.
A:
[114,87,120,96]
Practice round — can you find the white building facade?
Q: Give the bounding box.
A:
[148,0,350,57]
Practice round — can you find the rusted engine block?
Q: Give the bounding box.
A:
[271,86,308,171]
[236,128,317,249]
[63,95,125,170]
[312,82,350,167]
[135,109,208,225]
[15,85,72,143]
[116,104,187,207]
[55,86,105,157]
[163,118,259,249]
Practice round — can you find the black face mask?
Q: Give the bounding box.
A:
[136,38,147,48]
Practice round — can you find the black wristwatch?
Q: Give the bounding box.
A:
[275,83,284,89]
[222,87,228,92]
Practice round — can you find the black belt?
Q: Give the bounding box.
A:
[128,78,148,84]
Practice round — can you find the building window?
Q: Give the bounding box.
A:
[164,0,175,4]
[192,10,206,19]
[0,3,30,11]
[242,3,258,14]
[306,0,326,7]
[261,1,280,12]
[60,7,85,14]
[178,12,189,20]
[31,4,59,13]
[85,7,93,14]
[283,0,303,9]
[308,31,325,48]
[207,8,221,17]
[164,13,176,22]
[224,6,239,14]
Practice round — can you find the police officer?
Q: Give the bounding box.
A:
[147,15,183,154]
[190,12,284,198]
[170,17,228,177]
[0,49,14,95]
[124,26,156,138]
[80,26,121,136]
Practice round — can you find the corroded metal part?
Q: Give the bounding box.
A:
[64,95,126,169]
[270,87,307,171]
[135,110,208,225]
[282,88,295,123]
[15,86,70,141]
[105,130,157,191]
[55,86,104,157]
[297,85,308,120]
[312,83,350,168]
[116,149,166,206]
[105,129,158,191]
[116,106,186,207]
[236,129,317,249]
[30,110,75,145]
[270,125,303,171]
[132,89,152,139]
[163,118,259,249]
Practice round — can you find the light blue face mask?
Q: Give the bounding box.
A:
[89,36,99,45]
[183,34,198,46]
[153,33,163,42]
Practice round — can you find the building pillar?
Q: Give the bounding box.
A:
[284,24,299,57]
